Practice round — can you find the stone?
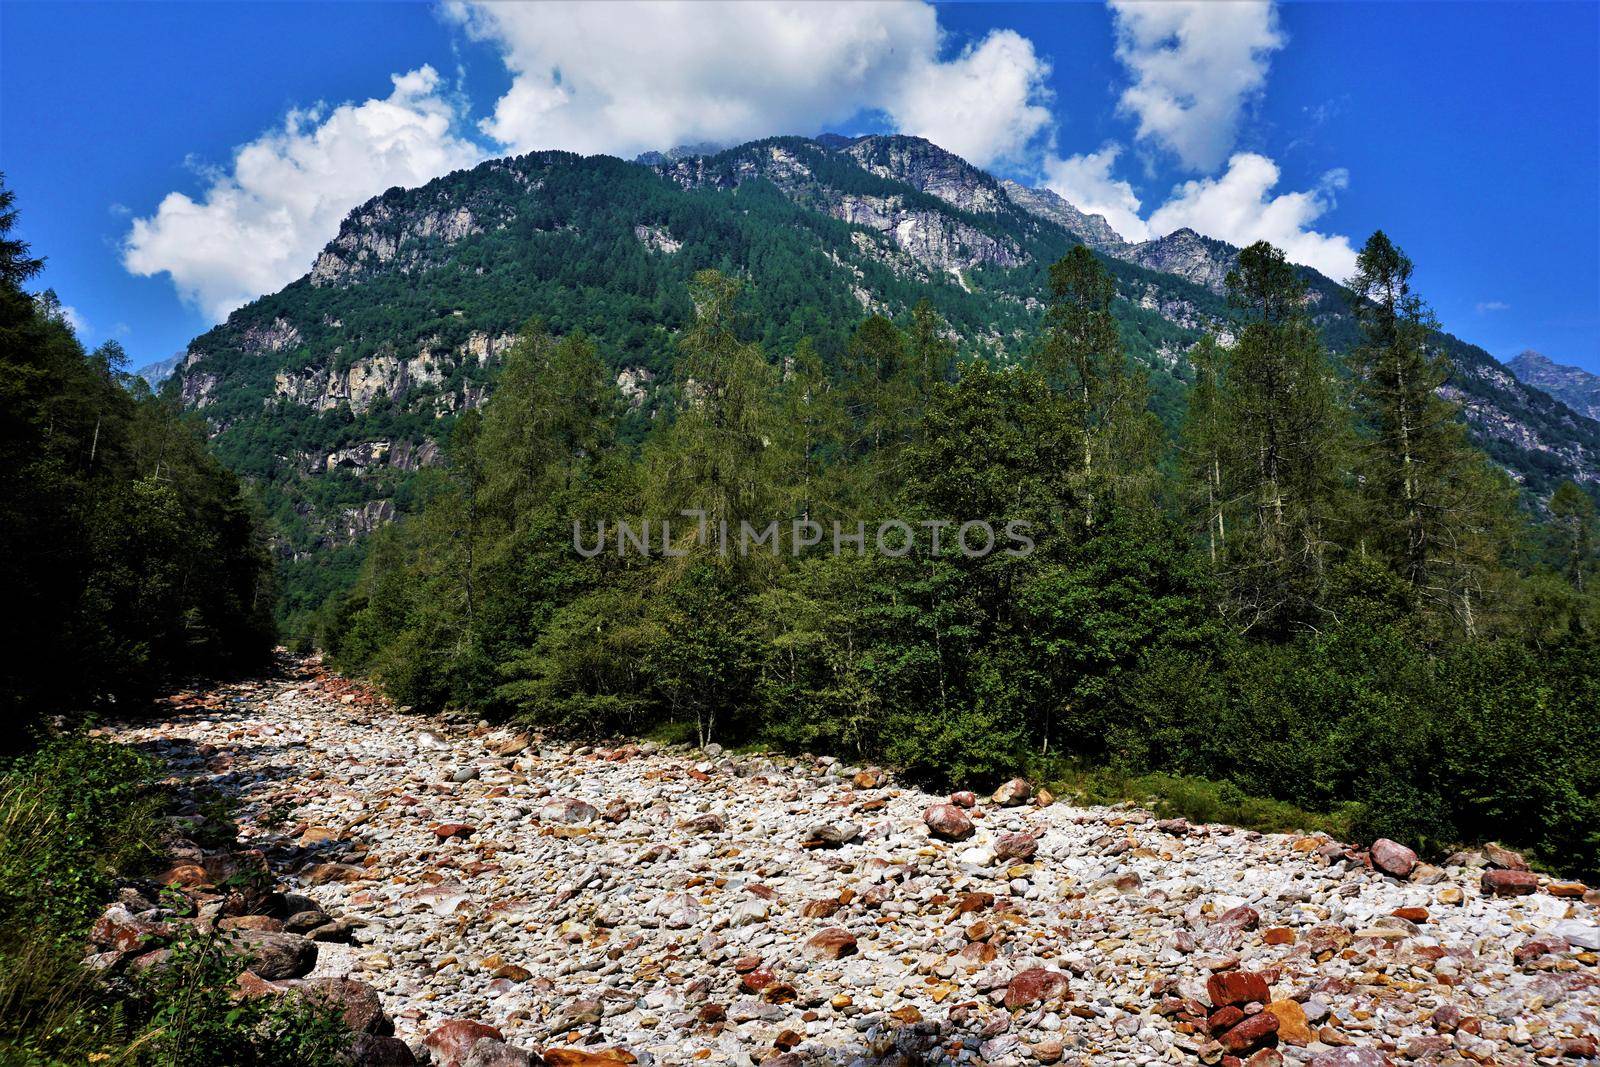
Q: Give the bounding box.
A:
[802,927,857,961]
[1369,838,1417,878]
[432,823,476,840]
[541,1050,637,1066]
[800,821,861,848]
[463,1038,534,1067]
[1218,1011,1278,1053]
[423,1020,504,1067]
[1003,967,1069,1009]
[349,1034,418,1066]
[295,977,392,1035]
[852,767,885,789]
[1206,971,1270,1008]
[223,931,317,980]
[991,778,1032,806]
[950,791,977,808]
[539,797,599,824]
[994,832,1038,861]
[1481,869,1539,896]
[1483,842,1528,870]
[923,803,974,841]
[1265,999,1312,1045]
[1305,1051,1392,1067]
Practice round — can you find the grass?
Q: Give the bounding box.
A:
[1044,763,1359,841]
[0,735,351,1066]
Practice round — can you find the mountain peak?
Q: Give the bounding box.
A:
[1507,350,1600,423]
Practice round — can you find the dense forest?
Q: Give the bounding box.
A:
[318,229,1600,875]
[0,181,276,746]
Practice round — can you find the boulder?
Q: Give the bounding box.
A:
[423,1020,504,1067]
[1003,967,1069,1009]
[464,1038,534,1067]
[349,1034,418,1066]
[223,931,317,980]
[991,778,1032,806]
[539,797,599,825]
[295,976,391,1035]
[1219,1010,1278,1053]
[1266,999,1312,1045]
[1369,838,1417,878]
[993,832,1038,862]
[1481,869,1538,897]
[1206,970,1270,1007]
[800,821,861,848]
[1484,842,1528,870]
[922,804,974,841]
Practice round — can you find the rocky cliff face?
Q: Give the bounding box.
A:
[999,180,1129,255]
[1122,228,1237,295]
[1508,350,1600,423]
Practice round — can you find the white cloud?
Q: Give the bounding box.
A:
[123,66,484,321]
[1146,152,1357,281]
[1041,145,1151,242]
[445,0,1052,168]
[1108,0,1284,172]
[60,305,91,337]
[1476,300,1510,313]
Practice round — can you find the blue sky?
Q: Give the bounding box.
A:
[2,1,1596,373]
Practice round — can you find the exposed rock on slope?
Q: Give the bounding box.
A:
[1509,350,1600,423]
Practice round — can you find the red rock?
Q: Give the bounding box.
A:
[432,823,476,840]
[991,778,1032,806]
[852,767,885,789]
[1481,869,1539,896]
[219,915,284,933]
[802,927,857,961]
[1206,970,1271,1008]
[1390,907,1428,923]
[424,1020,504,1067]
[1513,934,1570,965]
[1003,967,1069,1009]
[538,797,599,825]
[994,832,1038,861]
[731,954,763,973]
[677,812,725,833]
[950,791,977,808]
[741,967,777,992]
[1218,905,1260,931]
[1219,1010,1279,1052]
[1208,1006,1245,1033]
[1369,838,1417,878]
[923,804,974,841]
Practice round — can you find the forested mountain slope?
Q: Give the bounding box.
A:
[168,134,1600,616]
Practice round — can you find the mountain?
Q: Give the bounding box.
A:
[167,133,1600,610]
[1508,350,1600,423]
[132,352,182,388]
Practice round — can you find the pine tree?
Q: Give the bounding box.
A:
[1216,240,1352,634]
[1549,480,1597,593]
[1178,336,1230,563]
[1346,230,1514,633]
[1037,246,1158,528]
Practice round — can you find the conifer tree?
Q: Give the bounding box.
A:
[1216,240,1352,633]
[1346,230,1514,633]
[1549,480,1597,593]
[1037,245,1158,528]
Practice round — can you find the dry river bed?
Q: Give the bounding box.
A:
[104,662,1599,1067]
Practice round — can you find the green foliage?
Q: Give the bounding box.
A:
[0,738,350,1065]
[0,181,275,745]
[322,243,1600,876]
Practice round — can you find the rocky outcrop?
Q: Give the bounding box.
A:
[843,135,1008,215]
[105,661,1600,1065]
[1508,350,1600,422]
[1124,228,1238,295]
[312,204,481,287]
[999,180,1130,254]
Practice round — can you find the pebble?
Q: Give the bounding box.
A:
[104,659,1600,1065]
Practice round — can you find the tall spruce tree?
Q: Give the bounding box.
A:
[1346,230,1513,633]
[1037,245,1159,528]
[1216,240,1352,634]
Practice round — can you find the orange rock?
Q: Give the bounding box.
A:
[1263,927,1296,945]
[543,1051,637,1067]
[1266,999,1313,1045]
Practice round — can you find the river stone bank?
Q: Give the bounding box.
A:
[104,659,1599,1066]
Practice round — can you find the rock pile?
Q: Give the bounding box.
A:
[103,660,1600,1065]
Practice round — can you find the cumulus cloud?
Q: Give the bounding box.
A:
[60,305,91,337]
[1108,0,1284,172]
[445,0,1052,167]
[1145,152,1357,281]
[123,67,484,321]
[1041,145,1151,242]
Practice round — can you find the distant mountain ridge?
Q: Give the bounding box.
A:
[1508,350,1600,423]
[167,133,1600,579]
